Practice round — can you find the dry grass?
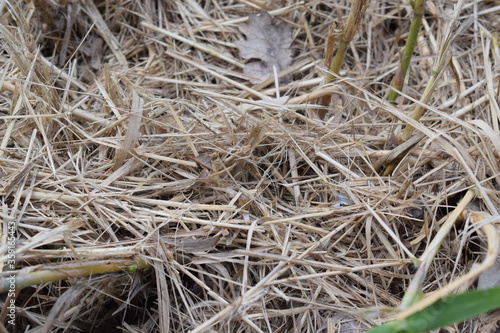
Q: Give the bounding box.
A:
[1,0,500,332]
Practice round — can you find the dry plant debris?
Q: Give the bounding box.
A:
[0,0,499,332]
[235,12,293,83]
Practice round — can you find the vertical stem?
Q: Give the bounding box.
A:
[318,0,370,115]
[399,0,466,141]
[387,0,426,103]
[325,39,350,84]
[399,70,440,141]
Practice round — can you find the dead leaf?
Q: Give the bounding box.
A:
[235,12,292,83]
[164,234,222,254]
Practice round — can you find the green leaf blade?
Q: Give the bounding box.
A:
[368,287,500,333]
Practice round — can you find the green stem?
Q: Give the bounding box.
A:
[0,256,150,293]
[325,39,350,84]
[398,0,465,141]
[399,69,440,141]
[387,0,426,103]
[323,0,369,86]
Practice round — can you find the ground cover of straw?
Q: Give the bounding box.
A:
[1,0,500,332]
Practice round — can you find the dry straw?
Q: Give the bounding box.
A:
[0,0,499,332]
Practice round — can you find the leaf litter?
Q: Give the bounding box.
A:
[235,11,293,83]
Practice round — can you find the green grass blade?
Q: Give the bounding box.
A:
[368,287,500,333]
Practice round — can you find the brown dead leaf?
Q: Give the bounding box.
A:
[235,12,292,83]
[164,234,222,254]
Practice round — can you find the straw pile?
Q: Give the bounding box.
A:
[1,0,499,332]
